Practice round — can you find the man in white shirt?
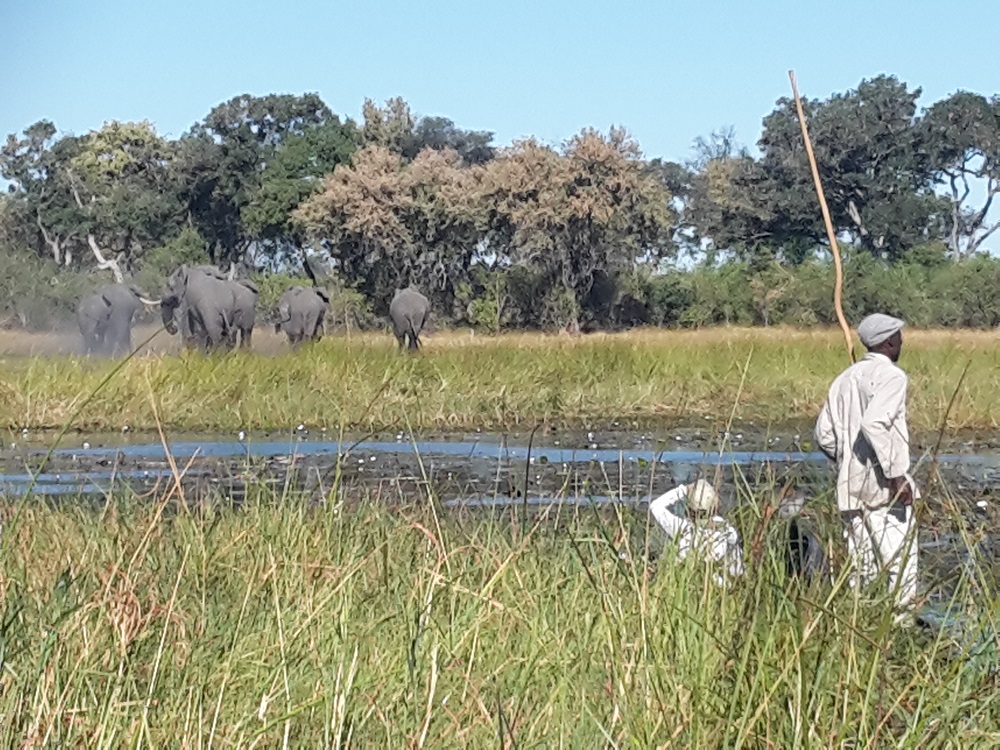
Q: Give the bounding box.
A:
[815,313,919,619]
[647,478,745,586]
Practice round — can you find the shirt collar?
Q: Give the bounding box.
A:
[862,351,892,364]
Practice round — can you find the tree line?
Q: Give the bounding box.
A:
[1,76,998,332]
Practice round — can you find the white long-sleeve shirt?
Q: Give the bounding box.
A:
[648,485,745,585]
[815,352,919,511]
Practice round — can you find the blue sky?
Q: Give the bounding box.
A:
[4,0,998,163]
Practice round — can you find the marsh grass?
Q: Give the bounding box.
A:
[0,327,997,434]
[1,471,999,747]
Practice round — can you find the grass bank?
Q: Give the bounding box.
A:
[0,327,997,433]
[0,488,997,746]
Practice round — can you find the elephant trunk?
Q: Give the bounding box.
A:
[161,298,180,335]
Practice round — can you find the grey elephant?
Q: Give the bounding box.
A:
[161,265,242,351]
[76,283,157,356]
[167,265,225,349]
[228,278,259,349]
[275,286,330,346]
[388,286,430,351]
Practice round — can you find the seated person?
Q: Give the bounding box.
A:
[647,479,745,585]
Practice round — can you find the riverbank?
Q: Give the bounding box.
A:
[0,327,996,433]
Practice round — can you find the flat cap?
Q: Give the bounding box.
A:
[857,313,904,348]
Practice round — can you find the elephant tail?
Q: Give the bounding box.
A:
[406,316,421,351]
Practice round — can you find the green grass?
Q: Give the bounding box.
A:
[0,327,998,434]
[1,479,998,747]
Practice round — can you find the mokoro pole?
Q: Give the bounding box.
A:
[788,70,855,363]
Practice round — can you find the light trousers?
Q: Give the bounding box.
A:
[841,501,918,611]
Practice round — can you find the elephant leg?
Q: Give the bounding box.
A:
[240,328,252,349]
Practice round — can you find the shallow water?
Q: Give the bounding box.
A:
[3,428,1000,503]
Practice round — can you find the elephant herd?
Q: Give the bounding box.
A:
[75,264,431,357]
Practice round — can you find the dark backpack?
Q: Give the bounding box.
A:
[786,518,829,584]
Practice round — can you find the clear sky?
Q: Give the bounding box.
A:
[4,0,998,163]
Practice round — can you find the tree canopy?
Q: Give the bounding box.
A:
[3,78,1000,331]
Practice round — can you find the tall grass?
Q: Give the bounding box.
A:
[1,477,998,747]
[0,327,998,434]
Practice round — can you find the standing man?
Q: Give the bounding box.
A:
[815,313,919,621]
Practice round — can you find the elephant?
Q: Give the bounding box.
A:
[388,286,430,351]
[76,283,157,356]
[167,265,226,349]
[274,286,330,346]
[228,278,259,349]
[161,265,243,351]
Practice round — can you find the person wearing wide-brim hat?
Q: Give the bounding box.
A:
[815,313,919,623]
[647,478,745,586]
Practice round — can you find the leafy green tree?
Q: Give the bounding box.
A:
[755,75,946,260]
[243,119,359,267]
[2,119,180,280]
[920,92,1000,258]
[179,93,356,268]
[1,121,86,267]
[68,120,183,278]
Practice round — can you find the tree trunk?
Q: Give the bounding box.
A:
[86,235,125,283]
[69,179,125,283]
[36,213,62,265]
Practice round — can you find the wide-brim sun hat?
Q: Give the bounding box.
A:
[688,479,720,513]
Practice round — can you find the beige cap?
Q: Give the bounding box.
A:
[688,479,720,514]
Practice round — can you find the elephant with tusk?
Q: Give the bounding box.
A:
[161,265,248,352]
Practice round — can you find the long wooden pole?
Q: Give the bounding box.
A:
[788,70,855,364]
